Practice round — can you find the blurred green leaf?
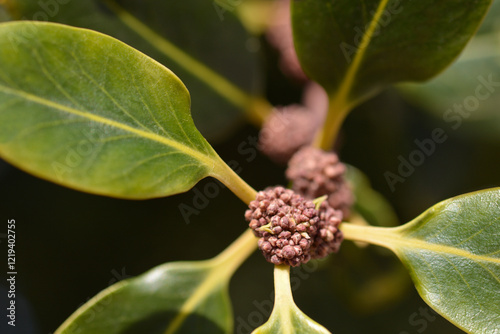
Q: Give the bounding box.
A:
[0,5,10,22]
[292,0,492,103]
[342,188,500,333]
[0,22,236,199]
[253,265,331,334]
[4,0,262,141]
[56,230,257,334]
[331,166,407,314]
[292,0,492,148]
[399,0,500,141]
[56,262,231,334]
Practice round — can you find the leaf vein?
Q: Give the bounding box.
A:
[0,84,215,168]
[32,48,87,111]
[107,151,186,183]
[11,119,87,142]
[69,51,155,135]
[415,252,443,304]
[453,216,500,248]
[128,67,171,138]
[441,254,485,313]
[148,162,202,190]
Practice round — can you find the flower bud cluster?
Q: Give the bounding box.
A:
[311,202,343,259]
[245,187,343,266]
[286,146,354,217]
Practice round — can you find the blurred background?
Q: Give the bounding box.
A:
[1,0,499,333]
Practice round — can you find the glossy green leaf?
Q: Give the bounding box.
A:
[253,265,331,334]
[57,262,231,334]
[292,0,492,148]
[342,188,500,333]
[3,0,263,141]
[399,0,500,142]
[0,22,253,201]
[292,0,492,103]
[56,229,257,334]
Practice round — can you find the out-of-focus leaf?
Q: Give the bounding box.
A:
[341,188,500,333]
[292,0,492,103]
[0,22,247,200]
[56,229,258,334]
[57,261,232,334]
[253,265,331,334]
[329,239,411,314]
[292,0,492,148]
[3,0,262,141]
[330,166,407,314]
[399,0,500,142]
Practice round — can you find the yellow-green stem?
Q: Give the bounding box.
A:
[164,229,258,334]
[340,223,398,252]
[211,229,258,278]
[273,265,293,305]
[314,97,350,150]
[104,0,271,125]
[315,0,391,150]
[212,157,258,205]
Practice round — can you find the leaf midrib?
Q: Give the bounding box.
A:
[341,224,500,264]
[162,265,226,334]
[396,236,500,264]
[0,84,215,168]
[333,0,391,105]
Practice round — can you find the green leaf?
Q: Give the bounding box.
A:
[56,229,257,334]
[4,0,264,141]
[0,22,255,202]
[253,265,331,334]
[58,262,231,334]
[341,188,500,333]
[399,0,500,142]
[292,0,492,147]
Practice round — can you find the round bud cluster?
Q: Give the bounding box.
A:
[311,202,343,259]
[286,146,354,217]
[259,105,318,164]
[245,187,344,266]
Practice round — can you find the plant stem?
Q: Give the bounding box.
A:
[314,96,351,150]
[104,0,272,125]
[340,223,397,252]
[234,0,276,35]
[247,96,273,126]
[212,229,258,279]
[211,157,258,205]
[273,265,293,306]
[345,213,372,248]
[163,229,257,334]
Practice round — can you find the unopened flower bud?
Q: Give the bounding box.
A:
[245,187,320,266]
[286,146,354,217]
